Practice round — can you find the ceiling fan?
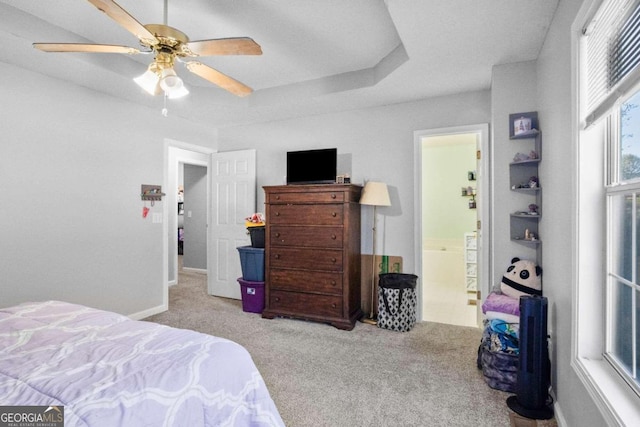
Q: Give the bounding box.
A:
[32,0,262,98]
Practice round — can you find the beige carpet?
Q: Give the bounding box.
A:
[145,267,557,427]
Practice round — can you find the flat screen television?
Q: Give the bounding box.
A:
[286,148,337,184]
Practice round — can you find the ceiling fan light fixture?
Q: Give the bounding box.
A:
[159,67,189,99]
[134,66,160,95]
[166,84,189,99]
[159,68,181,90]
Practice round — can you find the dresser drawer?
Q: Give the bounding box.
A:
[268,191,345,204]
[270,290,343,318]
[269,268,343,295]
[269,204,343,225]
[270,225,343,248]
[270,247,343,271]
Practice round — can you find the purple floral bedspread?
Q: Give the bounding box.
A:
[0,301,284,427]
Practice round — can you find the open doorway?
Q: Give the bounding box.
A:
[181,164,208,273]
[414,124,490,328]
[165,142,212,291]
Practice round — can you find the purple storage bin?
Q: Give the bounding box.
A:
[237,278,265,313]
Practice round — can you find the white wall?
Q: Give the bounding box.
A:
[421,135,477,245]
[182,164,208,270]
[216,90,491,274]
[0,61,216,317]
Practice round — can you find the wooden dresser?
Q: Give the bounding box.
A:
[262,184,363,330]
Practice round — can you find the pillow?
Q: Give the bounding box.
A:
[500,257,542,298]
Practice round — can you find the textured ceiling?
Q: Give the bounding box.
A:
[0,0,559,128]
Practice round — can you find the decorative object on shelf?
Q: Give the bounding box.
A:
[509,112,539,139]
[461,185,477,209]
[528,204,539,215]
[360,181,392,325]
[514,228,539,241]
[511,176,539,190]
[524,228,538,241]
[514,116,532,135]
[336,174,351,184]
[461,186,476,196]
[513,151,539,162]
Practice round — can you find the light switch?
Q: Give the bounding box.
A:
[187,211,192,218]
[152,213,162,223]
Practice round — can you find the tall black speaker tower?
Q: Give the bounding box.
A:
[506,295,553,419]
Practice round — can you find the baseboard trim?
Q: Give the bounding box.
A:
[128,303,167,320]
[182,267,207,274]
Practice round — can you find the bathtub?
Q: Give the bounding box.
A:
[422,239,465,287]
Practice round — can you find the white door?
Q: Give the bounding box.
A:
[208,149,256,299]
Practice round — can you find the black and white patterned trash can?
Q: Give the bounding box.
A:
[377,273,418,332]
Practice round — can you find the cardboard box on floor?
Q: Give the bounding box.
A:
[361,255,403,317]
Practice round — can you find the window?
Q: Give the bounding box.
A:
[606,90,640,395]
[576,0,640,422]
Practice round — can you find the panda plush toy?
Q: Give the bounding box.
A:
[500,257,542,298]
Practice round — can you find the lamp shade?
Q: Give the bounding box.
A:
[360,181,391,206]
[160,68,189,98]
[134,66,161,95]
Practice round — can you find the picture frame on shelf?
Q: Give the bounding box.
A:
[509,111,539,139]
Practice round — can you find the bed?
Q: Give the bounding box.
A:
[0,300,284,426]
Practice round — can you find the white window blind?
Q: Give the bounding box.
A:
[584,0,640,127]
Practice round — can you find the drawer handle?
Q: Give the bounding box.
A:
[331,257,337,263]
[275,254,281,259]
[276,195,281,200]
[331,234,336,240]
[275,297,280,302]
[275,212,280,216]
[331,280,337,286]
[275,232,281,237]
[331,194,337,199]
[331,303,337,308]
[331,212,337,217]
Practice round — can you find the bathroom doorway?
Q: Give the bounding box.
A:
[414,124,490,328]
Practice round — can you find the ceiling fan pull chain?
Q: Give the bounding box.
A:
[162,93,169,117]
[163,0,169,26]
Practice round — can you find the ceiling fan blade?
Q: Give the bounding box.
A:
[184,61,253,97]
[185,37,262,56]
[33,43,142,54]
[87,0,158,45]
